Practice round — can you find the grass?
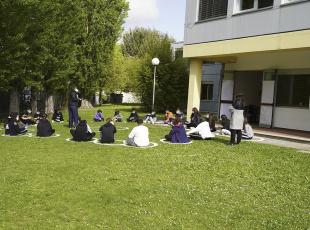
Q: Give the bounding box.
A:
[0,104,309,229]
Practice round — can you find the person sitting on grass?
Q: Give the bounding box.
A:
[144,111,157,124]
[20,109,35,125]
[186,107,201,129]
[99,118,117,143]
[7,113,28,136]
[52,109,64,123]
[164,110,174,124]
[187,116,215,140]
[70,119,95,142]
[33,111,42,124]
[113,110,123,122]
[127,108,139,122]
[220,114,231,136]
[4,113,12,135]
[165,117,190,143]
[37,113,55,137]
[175,108,184,120]
[94,109,104,122]
[242,118,254,140]
[206,112,217,132]
[126,118,149,147]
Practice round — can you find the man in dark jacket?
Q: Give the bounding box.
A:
[68,87,82,128]
[37,113,55,137]
[99,118,117,143]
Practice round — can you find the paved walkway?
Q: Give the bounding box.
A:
[256,136,310,152]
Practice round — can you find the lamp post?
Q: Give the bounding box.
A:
[151,58,160,112]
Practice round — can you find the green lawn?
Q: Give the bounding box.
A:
[0,105,309,229]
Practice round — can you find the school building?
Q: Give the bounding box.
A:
[183,0,310,131]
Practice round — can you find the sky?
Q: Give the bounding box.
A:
[124,0,186,42]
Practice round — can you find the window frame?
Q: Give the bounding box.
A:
[201,82,214,101]
[275,74,310,108]
[233,0,274,15]
[197,0,228,22]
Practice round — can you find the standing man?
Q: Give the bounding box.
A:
[228,93,245,145]
[68,87,82,128]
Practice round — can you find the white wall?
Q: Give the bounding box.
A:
[273,107,310,131]
[122,92,141,104]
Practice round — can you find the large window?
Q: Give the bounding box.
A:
[198,0,228,21]
[234,0,273,13]
[276,75,310,108]
[201,83,214,100]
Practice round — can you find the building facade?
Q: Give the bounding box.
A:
[183,0,310,131]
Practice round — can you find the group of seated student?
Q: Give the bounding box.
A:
[20,109,35,125]
[70,119,96,142]
[94,110,104,122]
[143,111,157,124]
[220,115,254,140]
[4,112,28,136]
[127,108,139,122]
[186,116,215,140]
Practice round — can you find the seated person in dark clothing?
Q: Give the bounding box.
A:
[113,110,123,122]
[144,111,157,124]
[165,118,190,143]
[127,108,139,122]
[99,118,117,143]
[70,119,95,142]
[186,107,201,129]
[206,112,217,132]
[33,111,42,124]
[37,113,55,137]
[20,109,35,125]
[220,114,231,135]
[7,113,28,136]
[52,109,64,123]
[4,113,13,135]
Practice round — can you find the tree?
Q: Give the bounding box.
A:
[121,28,189,112]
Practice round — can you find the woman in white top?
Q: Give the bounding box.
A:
[187,117,215,140]
[242,118,254,139]
[126,119,150,147]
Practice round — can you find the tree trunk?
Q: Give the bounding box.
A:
[31,91,37,113]
[45,95,54,114]
[9,89,20,113]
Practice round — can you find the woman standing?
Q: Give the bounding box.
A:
[229,94,245,145]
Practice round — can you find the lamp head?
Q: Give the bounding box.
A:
[151,58,160,66]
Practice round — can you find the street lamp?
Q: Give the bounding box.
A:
[151,58,160,112]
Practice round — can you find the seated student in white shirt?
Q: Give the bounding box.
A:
[187,116,215,140]
[126,118,150,147]
[242,118,254,139]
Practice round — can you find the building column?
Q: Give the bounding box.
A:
[186,59,203,121]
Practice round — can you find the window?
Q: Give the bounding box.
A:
[234,0,273,13]
[198,0,228,21]
[276,75,310,107]
[281,0,301,4]
[201,83,214,100]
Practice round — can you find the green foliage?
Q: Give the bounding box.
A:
[122,28,189,112]
[0,0,129,99]
[0,104,309,229]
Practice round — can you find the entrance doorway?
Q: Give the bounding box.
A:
[234,71,263,124]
